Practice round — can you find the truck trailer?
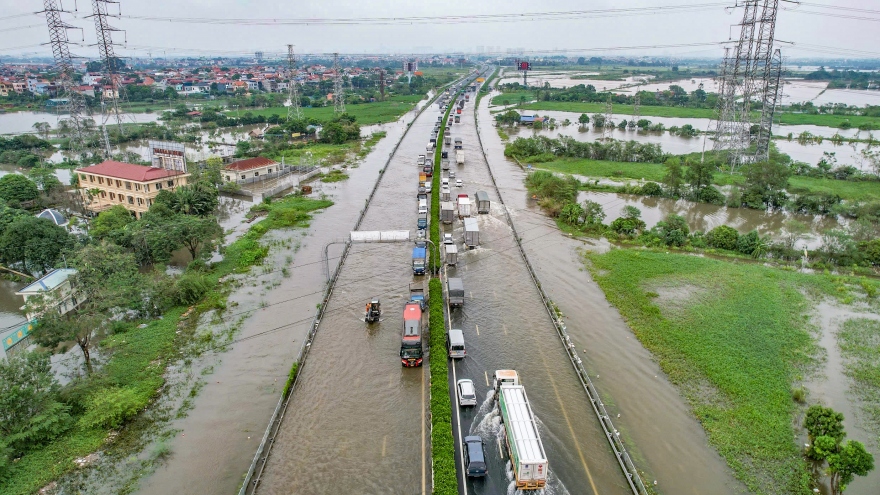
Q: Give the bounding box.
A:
[444,244,458,266]
[475,190,490,214]
[493,370,548,490]
[440,202,455,224]
[457,194,471,218]
[463,217,479,248]
[447,277,464,307]
[455,149,465,165]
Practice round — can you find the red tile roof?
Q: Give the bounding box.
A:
[76,161,186,182]
[224,157,277,172]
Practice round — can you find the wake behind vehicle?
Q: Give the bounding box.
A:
[364,299,381,323]
[400,302,423,367]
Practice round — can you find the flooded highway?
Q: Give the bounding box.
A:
[445,80,629,495]
[473,80,746,494]
[135,96,436,495]
[252,92,448,494]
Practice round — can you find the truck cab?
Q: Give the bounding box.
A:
[493,369,520,390]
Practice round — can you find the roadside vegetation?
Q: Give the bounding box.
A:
[584,249,878,494]
[0,165,331,492]
[837,319,880,435]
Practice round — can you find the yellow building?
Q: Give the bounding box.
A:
[76,160,189,218]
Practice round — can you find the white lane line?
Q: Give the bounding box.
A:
[445,264,469,495]
[484,370,489,387]
[497,436,504,459]
[475,324,480,336]
[503,324,508,335]
[383,435,387,458]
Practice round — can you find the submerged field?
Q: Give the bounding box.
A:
[583,249,879,494]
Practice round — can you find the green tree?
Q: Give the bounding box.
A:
[89,205,134,242]
[582,200,606,226]
[0,216,73,275]
[157,182,219,216]
[743,160,791,209]
[621,205,642,220]
[32,122,51,140]
[706,225,739,251]
[560,202,584,226]
[653,214,689,247]
[805,405,846,457]
[0,174,39,205]
[828,440,875,495]
[662,158,685,197]
[685,159,715,191]
[28,168,63,195]
[0,353,71,456]
[578,113,590,126]
[170,214,223,260]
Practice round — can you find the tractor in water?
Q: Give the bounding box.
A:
[365,299,381,323]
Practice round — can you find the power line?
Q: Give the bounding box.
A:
[119,3,730,26]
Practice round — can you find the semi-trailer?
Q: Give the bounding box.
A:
[492,370,548,490]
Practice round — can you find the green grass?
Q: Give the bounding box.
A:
[584,249,847,495]
[228,94,427,125]
[428,277,456,495]
[318,169,349,183]
[489,90,535,107]
[270,141,362,166]
[837,318,880,435]
[536,158,746,187]
[789,177,880,202]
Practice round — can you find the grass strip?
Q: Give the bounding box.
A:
[583,249,854,495]
[431,89,458,272]
[1,196,332,495]
[837,318,880,436]
[428,277,456,495]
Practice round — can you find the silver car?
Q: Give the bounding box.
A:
[457,379,477,406]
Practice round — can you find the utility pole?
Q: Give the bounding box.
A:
[378,69,385,101]
[602,93,613,140]
[333,52,345,114]
[41,0,88,156]
[89,0,126,157]
[286,44,303,121]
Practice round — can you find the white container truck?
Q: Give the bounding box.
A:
[444,243,458,266]
[493,370,548,490]
[440,201,455,224]
[441,187,452,202]
[444,134,451,146]
[457,194,471,218]
[456,149,465,165]
[463,217,479,248]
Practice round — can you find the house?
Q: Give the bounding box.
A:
[82,73,103,85]
[223,156,279,182]
[75,160,190,218]
[245,80,259,91]
[11,81,26,93]
[0,80,10,97]
[15,268,84,322]
[102,86,119,99]
[73,85,96,97]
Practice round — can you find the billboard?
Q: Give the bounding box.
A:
[148,140,187,172]
[405,61,418,72]
[517,61,531,71]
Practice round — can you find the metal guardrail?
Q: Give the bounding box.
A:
[472,71,650,495]
[238,78,466,495]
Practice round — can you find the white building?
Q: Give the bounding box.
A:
[15,268,84,322]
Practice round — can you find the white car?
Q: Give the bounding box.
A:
[443,233,454,244]
[455,179,463,188]
[457,379,477,407]
[449,170,456,179]
[425,183,432,193]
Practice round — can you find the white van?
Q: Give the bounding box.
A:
[418,199,428,215]
[446,329,466,358]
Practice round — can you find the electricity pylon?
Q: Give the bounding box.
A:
[286,44,303,121]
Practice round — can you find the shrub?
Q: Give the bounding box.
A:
[174,271,214,305]
[79,386,151,429]
[610,217,646,236]
[706,225,739,251]
[652,214,690,247]
[862,239,880,266]
[736,230,760,255]
[697,186,725,205]
[640,182,663,196]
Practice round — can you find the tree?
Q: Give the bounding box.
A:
[0,353,71,456]
[159,182,219,216]
[706,225,739,251]
[828,440,874,495]
[806,405,846,445]
[0,216,74,275]
[578,113,590,127]
[582,200,606,226]
[28,168,62,195]
[32,243,142,373]
[621,205,642,220]
[32,122,51,140]
[170,214,223,260]
[89,205,134,243]
[685,159,715,191]
[0,174,39,205]
[743,160,791,209]
[559,202,584,226]
[662,158,685,197]
[653,214,689,247]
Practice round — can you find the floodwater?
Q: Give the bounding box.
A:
[574,191,843,250]
[501,109,877,170]
[135,95,436,495]
[499,71,649,91]
[252,94,442,495]
[476,79,746,494]
[802,302,880,495]
[0,110,162,135]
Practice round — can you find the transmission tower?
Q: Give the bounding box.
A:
[89,0,126,156]
[286,44,303,121]
[754,49,782,162]
[712,0,780,170]
[332,53,345,114]
[629,88,641,129]
[41,0,88,155]
[602,93,614,140]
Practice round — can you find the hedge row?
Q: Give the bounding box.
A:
[428,277,456,494]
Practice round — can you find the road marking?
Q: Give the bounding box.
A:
[382,435,387,457]
[475,324,480,336]
[484,370,489,387]
[497,436,504,459]
[503,324,508,335]
[444,265,468,495]
[422,365,426,495]
[538,346,600,495]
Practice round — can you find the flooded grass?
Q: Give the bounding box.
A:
[837,318,880,435]
[583,249,877,495]
[318,169,350,183]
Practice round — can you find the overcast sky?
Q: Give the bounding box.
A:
[1,0,878,60]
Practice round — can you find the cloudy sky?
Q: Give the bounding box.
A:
[1,0,877,60]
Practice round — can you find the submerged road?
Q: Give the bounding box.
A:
[443,75,630,495]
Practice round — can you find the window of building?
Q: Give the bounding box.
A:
[155,182,163,190]
[137,197,143,205]
[167,180,174,188]
[110,192,115,200]
[241,174,246,180]
[100,191,106,198]
[116,180,121,188]
[254,172,259,177]
[88,175,94,182]
[79,174,86,181]
[144,184,150,192]
[268,168,273,173]
[127,196,134,205]
[98,177,104,185]
[125,181,132,190]
[135,184,141,191]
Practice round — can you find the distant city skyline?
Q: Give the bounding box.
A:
[0,0,877,60]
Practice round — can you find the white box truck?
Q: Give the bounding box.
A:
[493,370,548,490]
[455,149,465,165]
[440,201,455,224]
[444,243,458,266]
[463,217,479,248]
[457,194,471,218]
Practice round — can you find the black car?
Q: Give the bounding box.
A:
[441,151,448,159]
[464,436,487,477]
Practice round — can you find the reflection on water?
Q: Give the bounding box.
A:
[0,110,163,136]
